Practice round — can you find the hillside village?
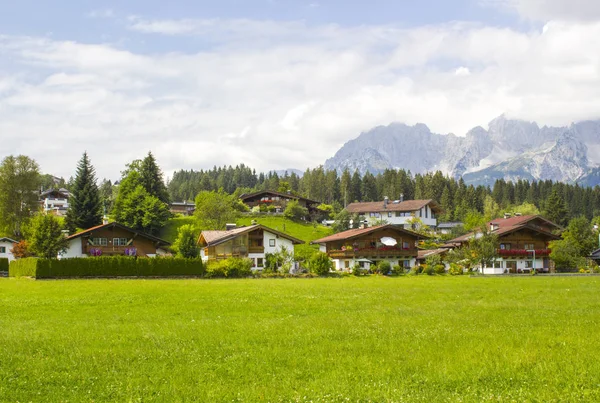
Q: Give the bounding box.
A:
[3,151,600,277]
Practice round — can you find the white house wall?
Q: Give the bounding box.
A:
[0,241,16,262]
[59,239,85,259]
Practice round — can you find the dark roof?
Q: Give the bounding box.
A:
[591,248,600,259]
[40,188,70,198]
[239,190,320,205]
[199,224,304,247]
[437,222,463,229]
[311,224,424,244]
[0,237,17,244]
[67,222,171,246]
[447,215,561,244]
[346,199,441,214]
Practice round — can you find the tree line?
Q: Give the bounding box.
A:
[168,166,600,224]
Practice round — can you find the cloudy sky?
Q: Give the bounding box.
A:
[1,0,600,180]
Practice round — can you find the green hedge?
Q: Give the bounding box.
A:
[0,257,9,272]
[10,256,205,278]
[8,258,37,277]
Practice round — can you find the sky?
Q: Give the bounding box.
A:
[1,0,600,180]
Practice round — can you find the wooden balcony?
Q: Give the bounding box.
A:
[497,249,551,257]
[329,248,416,259]
[248,246,265,254]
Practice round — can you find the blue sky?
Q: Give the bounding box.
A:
[0,0,599,179]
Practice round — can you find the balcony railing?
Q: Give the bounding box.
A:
[497,249,551,257]
[329,247,416,259]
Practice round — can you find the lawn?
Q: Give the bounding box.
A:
[2,276,600,402]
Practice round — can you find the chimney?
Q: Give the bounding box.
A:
[103,215,109,225]
[400,193,404,202]
[383,196,389,209]
[514,212,522,217]
[226,223,237,231]
[504,213,511,219]
[361,220,369,229]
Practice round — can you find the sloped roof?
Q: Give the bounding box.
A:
[417,248,449,260]
[199,224,304,247]
[346,199,441,214]
[447,215,561,244]
[591,248,600,259]
[239,190,320,205]
[0,237,17,244]
[67,222,171,246]
[311,224,424,244]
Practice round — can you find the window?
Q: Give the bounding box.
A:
[419,209,422,217]
[369,212,380,218]
[257,258,264,268]
[269,239,276,247]
[425,208,428,219]
[403,260,410,268]
[345,260,350,268]
[524,244,535,250]
[525,260,533,269]
[402,241,410,250]
[388,212,392,217]
[0,246,5,253]
[113,238,128,246]
[500,243,511,250]
[93,238,107,246]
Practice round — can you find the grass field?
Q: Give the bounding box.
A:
[2,276,600,402]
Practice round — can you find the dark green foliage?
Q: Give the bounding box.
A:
[28,214,68,258]
[392,264,404,275]
[140,152,170,204]
[283,200,309,221]
[0,257,8,272]
[173,224,199,258]
[10,256,205,278]
[205,258,253,278]
[0,155,41,238]
[544,189,569,227]
[194,190,238,230]
[309,251,332,275]
[65,152,102,231]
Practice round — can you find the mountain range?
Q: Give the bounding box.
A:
[323,115,600,186]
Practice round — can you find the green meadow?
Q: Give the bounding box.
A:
[1,276,600,402]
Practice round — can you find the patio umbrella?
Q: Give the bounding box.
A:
[380,237,397,246]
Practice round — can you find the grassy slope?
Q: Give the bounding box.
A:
[1,276,600,401]
[160,215,333,248]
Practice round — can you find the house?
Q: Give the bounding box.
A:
[311,224,423,271]
[170,201,195,216]
[239,190,320,214]
[61,222,171,258]
[416,248,450,267]
[591,248,600,265]
[198,224,304,269]
[345,198,441,229]
[446,214,561,274]
[40,188,71,216]
[0,237,17,262]
[436,222,463,235]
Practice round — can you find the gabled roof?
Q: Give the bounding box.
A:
[199,224,304,247]
[447,215,561,244]
[239,190,320,205]
[40,188,70,198]
[0,237,17,244]
[346,199,441,214]
[417,248,449,260]
[67,222,171,246]
[311,224,424,244]
[591,248,600,259]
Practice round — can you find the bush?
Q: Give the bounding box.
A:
[283,200,309,221]
[10,256,205,278]
[352,263,364,276]
[424,265,435,276]
[410,265,424,275]
[434,264,446,275]
[392,264,404,276]
[205,258,253,278]
[0,257,8,272]
[377,261,391,275]
[309,252,332,276]
[448,263,463,276]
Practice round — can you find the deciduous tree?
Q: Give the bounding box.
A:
[28,214,68,259]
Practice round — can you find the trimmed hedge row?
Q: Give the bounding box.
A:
[9,256,205,278]
[0,257,9,272]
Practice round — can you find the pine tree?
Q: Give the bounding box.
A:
[65,152,102,230]
[544,189,569,227]
[140,152,170,204]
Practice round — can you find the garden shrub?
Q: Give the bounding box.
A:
[448,263,463,276]
[352,263,363,276]
[424,265,435,276]
[434,264,446,275]
[392,264,404,276]
[205,258,253,278]
[0,257,8,272]
[377,261,391,275]
[309,252,332,276]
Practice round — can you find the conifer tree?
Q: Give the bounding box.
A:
[65,152,102,230]
[140,152,170,204]
[544,189,569,227]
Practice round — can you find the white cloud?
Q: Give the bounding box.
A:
[87,9,115,19]
[483,0,600,22]
[1,17,600,179]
